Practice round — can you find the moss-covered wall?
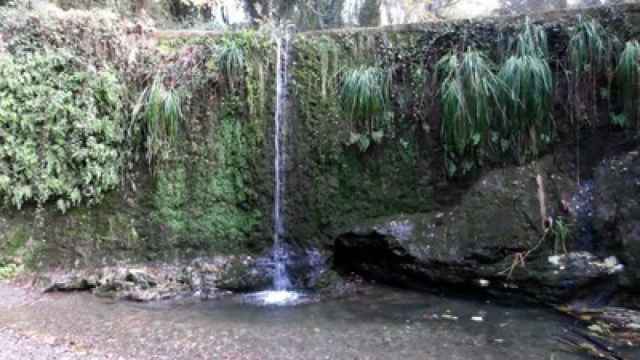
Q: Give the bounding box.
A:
[3,4,640,270]
[148,32,277,255]
[283,3,640,247]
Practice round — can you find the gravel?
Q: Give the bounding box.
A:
[0,282,117,360]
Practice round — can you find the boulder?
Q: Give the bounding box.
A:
[44,273,99,293]
[215,257,271,292]
[181,257,229,299]
[593,147,640,288]
[335,161,622,303]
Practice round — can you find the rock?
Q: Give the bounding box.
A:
[183,257,228,299]
[215,257,271,292]
[44,273,98,293]
[123,282,188,302]
[593,147,640,288]
[125,269,157,289]
[93,267,134,298]
[335,160,620,303]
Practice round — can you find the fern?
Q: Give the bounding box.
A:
[568,16,618,126]
[132,77,183,167]
[569,17,612,76]
[437,50,504,175]
[216,39,246,90]
[500,21,554,160]
[340,65,391,151]
[616,40,640,127]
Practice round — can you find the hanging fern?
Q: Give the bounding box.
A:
[569,17,612,76]
[500,20,554,161]
[215,39,246,90]
[340,65,391,151]
[132,77,183,167]
[616,40,640,128]
[514,18,549,59]
[437,50,504,175]
[568,16,618,126]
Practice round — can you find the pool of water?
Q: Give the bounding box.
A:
[1,284,637,359]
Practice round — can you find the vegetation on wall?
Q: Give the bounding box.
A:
[616,40,640,128]
[340,65,391,151]
[436,50,504,175]
[568,16,618,127]
[149,31,274,252]
[132,76,184,167]
[499,21,554,162]
[0,51,125,212]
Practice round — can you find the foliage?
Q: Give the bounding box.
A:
[569,17,613,76]
[568,16,618,126]
[513,19,549,59]
[132,76,184,167]
[0,51,124,212]
[0,5,155,88]
[0,263,22,279]
[340,65,391,151]
[499,21,553,161]
[610,113,628,128]
[215,39,246,90]
[437,50,504,175]
[551,217,571,254]
[616,40,640,127]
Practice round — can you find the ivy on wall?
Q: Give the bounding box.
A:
[0,51,125,212]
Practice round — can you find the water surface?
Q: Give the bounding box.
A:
[3,284,631,359]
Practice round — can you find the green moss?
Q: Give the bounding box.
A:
[287,33,435,246]
[153,118,263,253]
[149,31,274,253]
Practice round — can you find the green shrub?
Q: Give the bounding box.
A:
[0,51,125,211]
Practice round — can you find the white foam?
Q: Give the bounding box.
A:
[243,290,305,306]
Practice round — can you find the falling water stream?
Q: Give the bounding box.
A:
[272,27,292,292]
[244,25,304,306]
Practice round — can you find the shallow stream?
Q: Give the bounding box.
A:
[4,284,639,359]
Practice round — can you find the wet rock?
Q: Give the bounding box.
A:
[559,305,640,347]
[215,257,271,292]
[335,161,621,303]
[593,147,640,288]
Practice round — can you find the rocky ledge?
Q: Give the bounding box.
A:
[40,252,345,301]
[334,154,628,304]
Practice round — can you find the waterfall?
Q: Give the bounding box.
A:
[243,25,305,306]
[272,26,292,291]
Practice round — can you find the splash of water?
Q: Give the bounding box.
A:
[570,180,595,252]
